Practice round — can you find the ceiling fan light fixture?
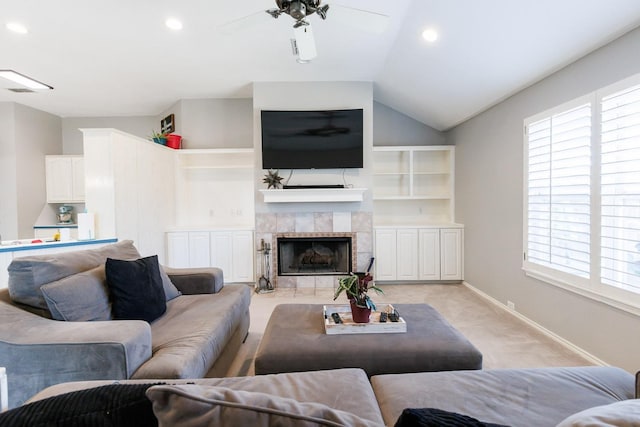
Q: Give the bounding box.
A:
[317,5,329,20]
[0,69,52,90]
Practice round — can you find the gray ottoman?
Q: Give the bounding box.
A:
[254,303,482,376]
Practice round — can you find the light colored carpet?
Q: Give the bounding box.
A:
[225,283,593,377]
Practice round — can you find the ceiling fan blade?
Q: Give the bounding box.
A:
[218,10,270,34]
[330,4,389,34]
[293,24,317,61]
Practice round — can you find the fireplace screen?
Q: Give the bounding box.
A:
[277,236,352,276]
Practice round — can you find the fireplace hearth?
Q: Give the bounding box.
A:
[277,235,353,276]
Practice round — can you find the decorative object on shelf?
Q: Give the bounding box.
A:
[262,169,284,189]
[161,113,175,134]
[150,130,168,145]
[333,258,382,323]
[165,134,182,149]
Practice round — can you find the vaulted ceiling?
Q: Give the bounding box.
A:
[2,0,640,131]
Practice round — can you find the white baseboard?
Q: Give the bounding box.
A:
[462,281,608,367]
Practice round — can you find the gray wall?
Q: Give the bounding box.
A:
[373,101,445,146]
[0,104,17,240]
[0,103,62,239]
[449,26,640,372]
[62,116,157,154]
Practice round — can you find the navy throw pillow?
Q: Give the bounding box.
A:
[106,255,166,322]
[0,383,160,426]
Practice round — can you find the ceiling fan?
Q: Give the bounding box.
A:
[222,1,389,63]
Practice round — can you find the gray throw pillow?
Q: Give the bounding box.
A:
[158,265,181,301]
[40,265,112,321]
[146,384,383,427]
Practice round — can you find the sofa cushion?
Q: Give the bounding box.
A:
[131,283,251,379]
[8,240,141,310]
[146,384,383,427]
[371,367,635,427]
[0,383,158,426]
[159,266,181,301]
[556,399,640,427]
[40,265,112,321]
[106,255,166,322]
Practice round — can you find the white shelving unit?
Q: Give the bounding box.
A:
[175,148,255,228]
[373,146,455,225]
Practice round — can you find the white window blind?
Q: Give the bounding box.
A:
[600,82,640,293]
[526,103,592,278]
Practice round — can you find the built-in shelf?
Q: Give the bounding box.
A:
[260,188,367,203]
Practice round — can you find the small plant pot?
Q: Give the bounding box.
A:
[349,299,371,323]
[153,137,167,145]
[166,134,182,149]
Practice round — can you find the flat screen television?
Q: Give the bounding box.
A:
[261,109,363,169]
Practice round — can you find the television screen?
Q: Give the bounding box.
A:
[261,109,363,169]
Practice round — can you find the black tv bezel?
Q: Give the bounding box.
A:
[260,108,364,170]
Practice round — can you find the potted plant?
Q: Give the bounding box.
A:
[149,130,168,145]
[334,272,383,323]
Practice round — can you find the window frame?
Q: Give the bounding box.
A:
[523,73,640,316]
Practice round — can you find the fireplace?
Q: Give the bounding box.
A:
[276,234,354,276]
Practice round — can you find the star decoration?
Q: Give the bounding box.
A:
[263,170,284,189]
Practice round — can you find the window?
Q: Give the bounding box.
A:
[524,74,640,313]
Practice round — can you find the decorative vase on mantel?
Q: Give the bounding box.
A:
[349,299,371,323]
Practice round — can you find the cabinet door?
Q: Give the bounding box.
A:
[418,229,440,280]
[396,229,418,280]
[232,231,254,282]
[374,229,397,281]
[440,228,463,280]
[46,157,73,202]
[189,232,211,268]
[71,157,85,201]
[210,232,233,280]
[166,232,189,268]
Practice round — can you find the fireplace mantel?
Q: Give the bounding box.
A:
[259,188,367,203]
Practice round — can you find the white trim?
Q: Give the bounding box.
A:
[462,281,609,367]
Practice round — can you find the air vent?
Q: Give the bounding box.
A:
[8,88,34,93]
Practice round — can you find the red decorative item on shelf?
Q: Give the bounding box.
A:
[166,134,182,149]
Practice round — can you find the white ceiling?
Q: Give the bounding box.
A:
[2,0,640,131]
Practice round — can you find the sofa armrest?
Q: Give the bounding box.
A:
[164,267,224,294]
[0,299,151,408]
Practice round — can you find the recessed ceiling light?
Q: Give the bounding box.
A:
[422,28,438,43]
[0,70,53,90]
[165,18,183,30]
[6,22,28,34]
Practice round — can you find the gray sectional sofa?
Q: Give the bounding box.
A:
[20,365,638,426]
[0,240,251,408]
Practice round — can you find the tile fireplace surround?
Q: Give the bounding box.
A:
[255,212,373,289]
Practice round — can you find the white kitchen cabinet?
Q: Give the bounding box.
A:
[167,229,254,283]
[189,232,211,268]
[440,228,464,280]
[396,229,418,280]
[374,226,463,282]
[45,155,85,203]
[418,229,441,280]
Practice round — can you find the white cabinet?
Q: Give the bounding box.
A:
[374,227,463,281]
[45,155,85,203]
[372,146,454,225]
[167,230,254,283]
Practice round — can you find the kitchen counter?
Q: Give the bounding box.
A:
[0,238,117,289]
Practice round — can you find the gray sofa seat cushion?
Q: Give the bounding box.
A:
[371,366,635,427]
[8,240,141,310]
[131,284,251,379]
[28,368,385,426]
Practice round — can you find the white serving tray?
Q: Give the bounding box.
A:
[323,304,407,335]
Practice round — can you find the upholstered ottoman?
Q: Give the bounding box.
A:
[254,303,482,376]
